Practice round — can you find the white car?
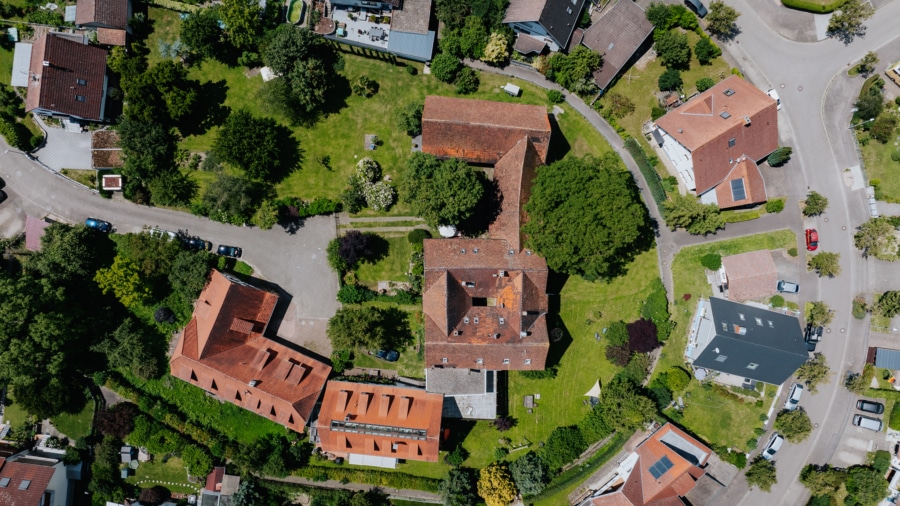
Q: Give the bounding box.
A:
[766,88,782,110]
[150,228,178,241]
[784,383,803,411]
[762,433,784,460]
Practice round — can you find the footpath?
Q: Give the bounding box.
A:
[267,475,442,503]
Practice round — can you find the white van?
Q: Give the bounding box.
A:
[853,414,883,432]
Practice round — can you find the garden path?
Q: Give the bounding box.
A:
[267,475,441,503]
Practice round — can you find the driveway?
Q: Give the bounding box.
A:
[0,142,340,358]
[30,116,92,171]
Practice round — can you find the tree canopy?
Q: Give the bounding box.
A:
[181,8,223,60]
[803,191,829,216]
[263,24,341,117]
[774,409,813,443]
[214,109,297,182]
[662,194,724,235]
[539,426,586,473]
[826,0,874,44]
[327,306,411,351]
[440,468,479,506]
[807,252,841,278]
[523,154,653,281]
[855,217,898,260]
[796,353,830,393]
[706,1,740,39]
[477,462,518,506]
[401,153,485,228]
[219,0,261,51]
[546,46,602,94]
[745,457,777,492]
[800,464,847,497]
[654,30,691,69]
[807,301,833,327]
[509,452,547,496]
[847,466,888,506]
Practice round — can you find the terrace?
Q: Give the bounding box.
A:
[328,7,391,50]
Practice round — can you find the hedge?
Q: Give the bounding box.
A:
[294,465,441,492]
[890,401,900,430]
[780,0,846,13]
[524,433,627,504]
[623,138,666,212]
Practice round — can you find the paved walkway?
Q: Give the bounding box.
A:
[30,116,92,171]
[267,475,442,503]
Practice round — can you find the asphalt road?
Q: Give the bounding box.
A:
[0,142,341,357]
[710,0,900,504]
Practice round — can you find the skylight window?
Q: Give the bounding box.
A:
[0,478,9,488]
[76,78,87,85]
[747,363,759,370]
[19,480,30,490]
[720,111,731,119]
[716,355,728,362]
[723,88,735,96]
[75,95,85,102]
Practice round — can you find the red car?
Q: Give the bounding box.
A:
[805,228,819,251]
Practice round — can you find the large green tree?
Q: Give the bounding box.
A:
[796,353,830,393]
[219,0,261,51]
[807,252,841,278]
[774,409,813,443]
[827,0,874,44]
[401,153,485,228]
[326,306,410,351]
[122,61,200,127]
[201,173,263,224]
[214,109,296,181]
[539,426,586,473]
[263,24,340,117]
[181,8,223,60]
[168,250,213,301]
[546,46,602,93]
[477,462,517,506]
[847,466,888,506]
[705,1,740,39]
[807,301,833,327]
[662,194,724,235]
[523,154,653,281]
[745,457,777,492]
[803,191,829,216]
[93,318,160,380]
[509,452,546,496]
[654,30,691,69]
[800,464,847,497]
[440,468,478,506]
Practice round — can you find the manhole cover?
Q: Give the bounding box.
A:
[798,85,803,91]
[842,226,847,231]
[826,328,832,333]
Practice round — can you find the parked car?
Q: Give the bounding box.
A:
[372,349,400,362]
[766,89,782,111]
[0,190,6,204]
[805,325,822,352]
[761,433,784,460]
[684,0,708,17]
[149,228,177,241]
[217,245,243,258]
[853,414,883,432]
[183,237,212,251]
[857,400,885,415]
[777,280,800,293]
[85,217,112,232]
[805,228,819,251]
[785,383,803,411]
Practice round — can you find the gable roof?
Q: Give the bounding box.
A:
[655,76,778,194]
[316,381,444,462]
[97,28,127,46]
[712,156,767,209]
[0,457,55,506]
[421,96,551,164]
[170,270,331,432]
[75,0,128,29]
[720,250,776,302]
[390,0,431,34]
[503,0,586,49]
[25,33,108,121]
[489,137,543,251]
[693,298,807,384]
[513,33,547,55]
[581,0,653,90]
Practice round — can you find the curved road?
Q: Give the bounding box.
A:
[0,146,341,357]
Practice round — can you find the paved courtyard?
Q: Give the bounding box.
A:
[31,117,92,171]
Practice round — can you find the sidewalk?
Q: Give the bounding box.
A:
[266,475,442,503]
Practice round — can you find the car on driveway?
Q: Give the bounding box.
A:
[766,89,782,110]
[684,0,707,17]
[806,325,822,352]
[761,433,784,460]
[805,228,818,251]
[217,245,242,258]
[853,414,883,432]
[777,280,799,293]
[857,400,885,415]
[85,217,112,232]
[372,349,399,362]
[183,236,212,251]
[785,383,803,411]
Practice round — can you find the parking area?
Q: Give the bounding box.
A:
[31,117,92,171]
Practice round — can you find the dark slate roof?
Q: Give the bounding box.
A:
[875,348,900,370]
[538,0,585,49]
[582,0,653,90]
[24,33,108,121]
[692,298,807,384]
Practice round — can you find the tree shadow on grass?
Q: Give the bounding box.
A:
[545,313,573,371]
[270,123,305,184]
[440,418,477,452]
[360,232,390,265]
[179,80,231,137]
[545,114,571,165]
[456,174,502,237]
[381,306,413,350]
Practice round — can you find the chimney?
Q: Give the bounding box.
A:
[743,115,751,126]
[453,330,460,336]
[378,394,392,418]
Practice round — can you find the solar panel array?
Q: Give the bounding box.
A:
[648,455,674,480]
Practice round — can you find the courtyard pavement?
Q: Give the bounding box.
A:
[31,116,92,171]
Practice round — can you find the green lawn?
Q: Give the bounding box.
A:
[309,454,451,480]
[2,397,32,428]
[666,382,769,451]
[860,130,900,202]
[50,399,94,440]
[353,345,426,380]
[458,249,661,468]
[125,457,200,495]
[596,29,733,155]
[145,7,613,212]
[655,229,797,377]
[355,235,413,287]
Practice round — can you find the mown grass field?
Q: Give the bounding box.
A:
[50,398,94,440]
[125,457,200,495]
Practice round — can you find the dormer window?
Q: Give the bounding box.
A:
[76,79,87,85]
[75,95,85,102]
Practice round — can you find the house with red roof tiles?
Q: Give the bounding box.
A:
[0,454,66,506]
[720,250,777,302]
[580,0,654,93]
[580,424,721,506]
[314,381,444,467]
[75,0,131,46]
[421,96,551,165]
[170,270,331,433]
[21,33,109,122]
[653,75,777,209]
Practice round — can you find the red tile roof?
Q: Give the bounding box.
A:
[0,457,55,506]
[75,0,128,29]
[713,156,767,209]
[316,381,443,462]
[655,76,778,194]
[205,466,224,492]
[97,28,127,46]
[421,96,551,164]
[25,33,108,121]
[170,270,331,432]
[721,250,777,302]
[489,137,543,252]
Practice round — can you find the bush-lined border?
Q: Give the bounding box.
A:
[624,138,667,213]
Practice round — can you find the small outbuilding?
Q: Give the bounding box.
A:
[719,250,777,302]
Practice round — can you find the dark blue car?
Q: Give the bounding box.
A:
[85,217,112,232]
[373,349,400,362]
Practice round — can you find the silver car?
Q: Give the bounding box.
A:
[762,433,784,460]
[777,280,800,293]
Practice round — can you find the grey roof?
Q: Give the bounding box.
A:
[659,428,710,466]
[387,29,435,61]
[65,5,77,22]
[582,0,653,90]
[11,43,32,88]
[692,298,807,384]
[426,368,497,419]
[504,0,585,50]
[391,0,432,34]
[875,348,900,370]
[684,473,726,506]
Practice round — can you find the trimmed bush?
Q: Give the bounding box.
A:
[407,229,431,246]
[766,199,785,213]
[890,402,900,430]
[696,77,715,92]
[781,0,846,13]
[624,138,666,210]
[699,253,722,270]
[546,90,565,104]
[770,295,785,308]
[294,465,441,492]
[788,247,798,257]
